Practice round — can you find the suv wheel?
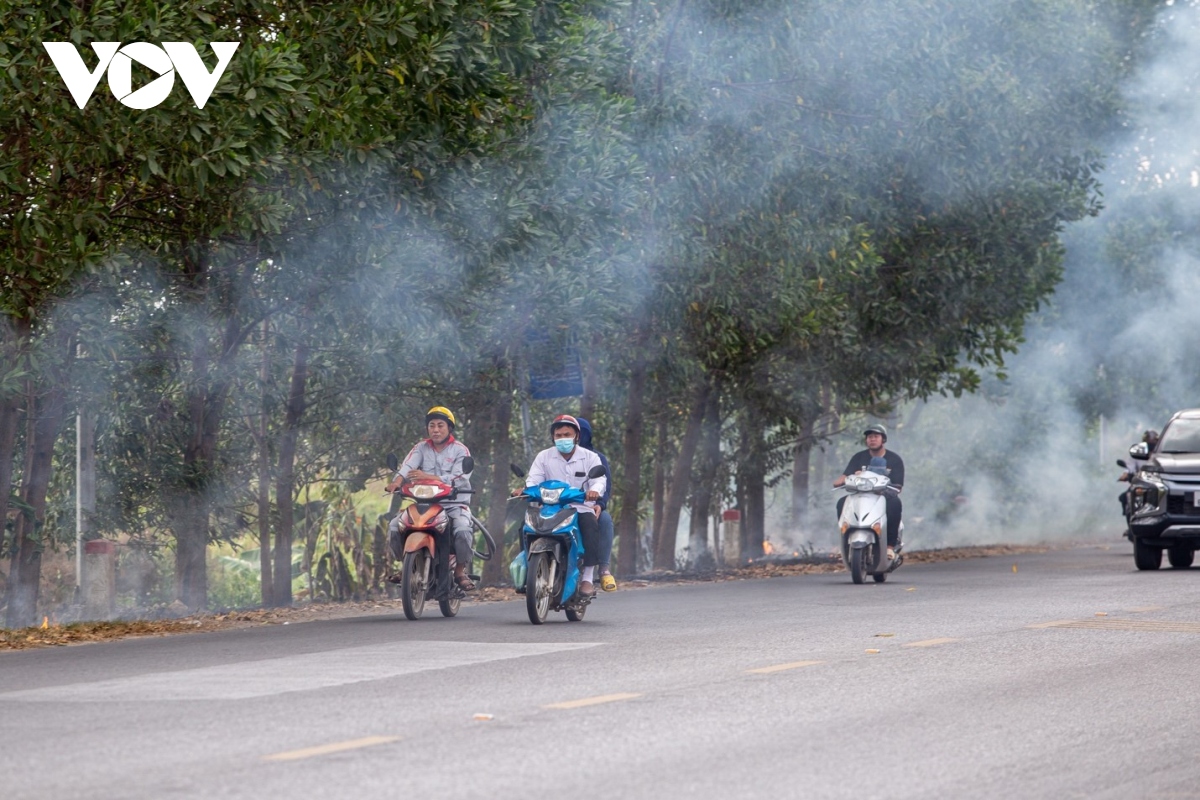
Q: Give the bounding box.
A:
[1167,546,1194,569]
[1134,537,1163,571]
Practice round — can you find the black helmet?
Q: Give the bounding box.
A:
[863,423,888,442]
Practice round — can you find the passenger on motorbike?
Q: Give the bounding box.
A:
[833,423,905,561]
[386,406,477,591]
[577,417,617,592]
[512,414,607,596]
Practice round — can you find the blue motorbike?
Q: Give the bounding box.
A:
[512,464,606,624]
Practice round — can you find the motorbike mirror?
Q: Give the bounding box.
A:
[386,453,398,471]
[510,463,526,479]
[1129,442,1150,461]
[461,456,475,474]
[587,464,606,479]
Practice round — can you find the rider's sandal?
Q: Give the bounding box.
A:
[600,572,617,592]
[455,575,476,592]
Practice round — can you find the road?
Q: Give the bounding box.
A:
[3,540,1200,799]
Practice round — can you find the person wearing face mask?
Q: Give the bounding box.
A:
[514,414,607,596]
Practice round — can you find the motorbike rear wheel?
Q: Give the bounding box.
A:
[849,547,867,584]
[872,570,888,583]
[439,593,461,617]
[526,552,552,625]
[401,550,428,620]
[566,603,586,622]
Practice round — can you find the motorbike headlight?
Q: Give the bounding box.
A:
[410,484,439,499]
[539,487,564,505]
[850,477,873,492]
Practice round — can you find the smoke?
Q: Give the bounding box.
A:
[817,1,1200,550]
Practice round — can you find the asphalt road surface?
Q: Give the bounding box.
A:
[4,540,1200,800]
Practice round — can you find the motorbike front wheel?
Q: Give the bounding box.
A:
[526,552,552,625]
[849,547,867,584]
[401,550,428,620]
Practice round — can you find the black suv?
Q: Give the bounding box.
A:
[1126,409,1200,570]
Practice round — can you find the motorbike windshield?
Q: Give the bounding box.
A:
[1158,419,1200,453]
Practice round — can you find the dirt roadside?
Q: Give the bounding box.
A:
[0,543,1067,651]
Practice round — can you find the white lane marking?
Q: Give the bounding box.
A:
[746,660,824,674]
[264,736,400,762]
[1,641,599,702]
[544,692,642,709]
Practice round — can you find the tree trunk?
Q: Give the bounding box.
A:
[579,344,600,421]
[616,345,647,577]
[687,389,722,568]
[482,387,513,586]
[649,415,668,570]
[738,418,766,559]
[654,380,711,570]
[0,316,28,558]
[791,416,815,535]
[257,321,273,607]
[6,381,68,628]
[273,339,310,607]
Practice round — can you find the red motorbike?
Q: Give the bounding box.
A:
[384,454,494,620]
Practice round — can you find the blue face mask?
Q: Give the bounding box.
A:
[554,438,575,454]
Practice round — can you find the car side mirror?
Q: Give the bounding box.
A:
[510,463,526,479]
[1129,442,1150,461]
[386,453,398,471]
[461,456,474,474]
[587,464,607,479]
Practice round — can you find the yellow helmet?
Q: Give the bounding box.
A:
[426,406,456,429]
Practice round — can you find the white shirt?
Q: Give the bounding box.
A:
[526,445,607,514]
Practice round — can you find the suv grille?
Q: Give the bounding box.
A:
[1167,493,1200,517]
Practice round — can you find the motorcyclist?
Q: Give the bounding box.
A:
[512,414,607,596]
[833,423,904,561]
[576,417,617,592]
[1119,429,1160,521]
[386,406,477,591]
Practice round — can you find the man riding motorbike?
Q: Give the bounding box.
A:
[833,423,905,561]
[1119,429,1160,523]
[386,406,477,591]
[512,414,607,596]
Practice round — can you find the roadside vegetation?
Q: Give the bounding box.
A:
[0,0,1165,626]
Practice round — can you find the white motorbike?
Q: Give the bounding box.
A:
[838,466,904,584]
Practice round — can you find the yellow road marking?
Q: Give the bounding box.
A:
[544,692,642,709]
[746,660,824,674]
[1039,619,1200,634]
[264,736,400,762]
[1128,606,1165,613]
[903,638,958,648]
[1026,620,1077,629]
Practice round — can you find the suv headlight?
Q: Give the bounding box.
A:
[1137,471,1166,491]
